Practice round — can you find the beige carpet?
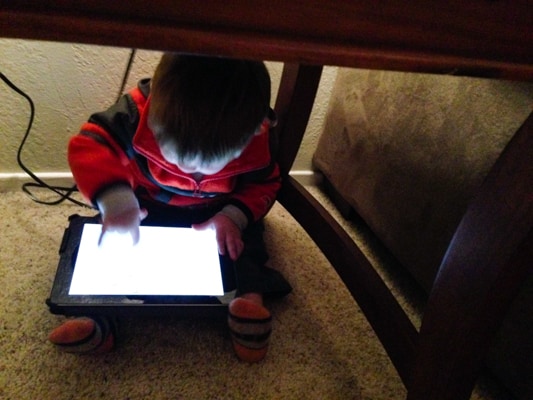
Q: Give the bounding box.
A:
[0,187,510,400]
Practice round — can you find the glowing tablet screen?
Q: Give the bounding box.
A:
[69,224,224,296]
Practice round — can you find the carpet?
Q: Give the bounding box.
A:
[0,187,509,399]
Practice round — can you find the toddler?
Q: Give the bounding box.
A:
[48,53,292,362]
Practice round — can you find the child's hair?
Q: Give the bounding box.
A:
[148,53,271,165]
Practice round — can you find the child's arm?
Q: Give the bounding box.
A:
[225,125,282,225]
[68,85,147,205]
[69,121,147,245]
[193,166,280,260]
[226,162,282,225]
[193,127,282,259]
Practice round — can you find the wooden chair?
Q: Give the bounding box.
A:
[2,2,531,399]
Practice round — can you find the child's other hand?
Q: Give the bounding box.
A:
[192,214,244,261]
[98,207,148,246]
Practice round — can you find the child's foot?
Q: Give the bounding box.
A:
[228,297,272,363]
[48,316,115,354]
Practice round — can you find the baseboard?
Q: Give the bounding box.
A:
[0,170,322,192]
[288,170,323,186]
[0,172,74,192]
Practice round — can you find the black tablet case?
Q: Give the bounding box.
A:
[46,214,236,318]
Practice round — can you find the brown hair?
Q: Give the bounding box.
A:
[148,53,271,164]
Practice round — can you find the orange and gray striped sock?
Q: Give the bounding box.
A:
[48,316,116,354]
[228,298,272,363]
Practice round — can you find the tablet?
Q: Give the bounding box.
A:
[47,214,236,317]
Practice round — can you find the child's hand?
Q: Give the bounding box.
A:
[192,214,244,261]
[98,207,148,246]
[96,185,147,246]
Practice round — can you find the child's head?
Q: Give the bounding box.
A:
[148,53,271,174]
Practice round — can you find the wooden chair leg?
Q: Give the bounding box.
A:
[407,113,533,400]
[274,63,418,387]
[278,176,418,386]
[273,63,323,175]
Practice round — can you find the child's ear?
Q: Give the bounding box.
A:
[255,119,270,136]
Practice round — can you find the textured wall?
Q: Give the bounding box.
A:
[0,39,336,176]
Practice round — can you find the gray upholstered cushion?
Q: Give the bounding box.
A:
[314,68,532,291]
[313,68,533,399]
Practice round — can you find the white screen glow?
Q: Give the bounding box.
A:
[69,224,224,296]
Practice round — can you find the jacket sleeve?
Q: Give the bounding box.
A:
[227,126,282,223]
[68,122,136,205]
[68,90,143,205]
[228,163,281,223]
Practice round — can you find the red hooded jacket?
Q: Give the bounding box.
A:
[68,79,281,224]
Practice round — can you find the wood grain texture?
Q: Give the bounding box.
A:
[1,1,532,79]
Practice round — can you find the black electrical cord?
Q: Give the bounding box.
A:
[1,48,137,207]
[1,71,90,207]
[117,49,136,102]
